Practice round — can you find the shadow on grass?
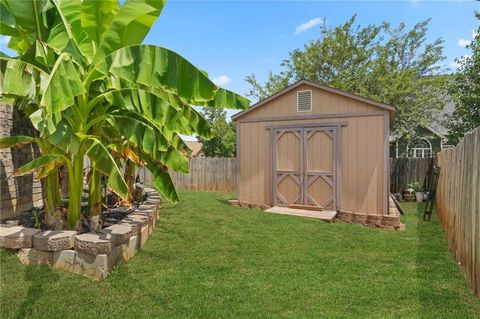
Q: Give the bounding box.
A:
[14,261,59,319]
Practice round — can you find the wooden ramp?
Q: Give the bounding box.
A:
[265,206,337,222]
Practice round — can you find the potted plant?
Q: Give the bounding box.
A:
[402,184,415,201]
[407,182,424,202]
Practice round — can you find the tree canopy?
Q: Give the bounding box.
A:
[246,15,449,137]
[198,107,236,157]
[447,11,480,144]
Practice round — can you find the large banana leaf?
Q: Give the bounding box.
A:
[40,53,85,133]
[140,152,179,203]
[13,154,65,179]
[47,0,92,62]
[96,45,249,109]
[95,88,179,124]
[0,135,36,148]
[80,0,118,46]
[108,110,169,152]
[105,75,215,138]
[0,58,47,99]
[0,2,22,37]
[84,138,128,199]
[91,0,165,64]
[0,0,47,45]
[154,145,189,173]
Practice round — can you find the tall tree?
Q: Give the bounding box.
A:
[447,11,480,144]
[246,16,448,137]
[198,107,236,157]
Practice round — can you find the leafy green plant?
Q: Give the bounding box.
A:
[0,0,249,229]
[407,181,423,192]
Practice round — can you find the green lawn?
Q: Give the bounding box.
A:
[1,191,479,318]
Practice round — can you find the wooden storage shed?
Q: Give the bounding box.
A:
[232,79,395,218]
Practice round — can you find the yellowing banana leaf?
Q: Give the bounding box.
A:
[0,135,36,148]
[13,154,64,179]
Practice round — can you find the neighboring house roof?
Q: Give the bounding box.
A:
[389,100,455,142]
[430,100,455,136]
[231,79,395,121]
[185,141,203,157]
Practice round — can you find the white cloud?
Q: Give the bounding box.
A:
[212,75,231,86]
[0,36,10,44]
[458,38,471,47]
[295,18,323,35]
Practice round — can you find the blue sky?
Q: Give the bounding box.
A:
[0,0,478,135]
[147,0,478,106]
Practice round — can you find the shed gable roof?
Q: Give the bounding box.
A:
[232,79,395,121]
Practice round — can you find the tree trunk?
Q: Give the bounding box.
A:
[67,154,84,230]
[44,171,63,229]
[88,163,102,232]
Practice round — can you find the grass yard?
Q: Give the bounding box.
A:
[1,190,479,318]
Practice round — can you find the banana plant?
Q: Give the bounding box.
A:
[0,0,249,229]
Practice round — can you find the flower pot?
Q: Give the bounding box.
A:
[416,192,424,203]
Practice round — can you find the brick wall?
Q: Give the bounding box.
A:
[0,104,43,219]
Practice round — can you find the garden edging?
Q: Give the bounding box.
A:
[0,188,161,280]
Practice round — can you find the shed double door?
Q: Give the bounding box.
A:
[272,126,338,209]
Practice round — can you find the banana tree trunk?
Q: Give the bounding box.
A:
[123,159,136,205]
[44,171,62,229]
[88,163,102,232]
[68,154,84,229]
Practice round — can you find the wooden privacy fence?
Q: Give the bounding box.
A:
[141,157,237,192]
[389,158,432,193]
[140,157,435,194]
[436,127,480,298]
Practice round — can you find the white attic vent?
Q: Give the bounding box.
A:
[297,90,312,112]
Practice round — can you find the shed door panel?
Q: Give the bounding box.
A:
[304,128,336,209]
[274,130,303,205]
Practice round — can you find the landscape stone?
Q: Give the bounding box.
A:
[121,235,139,260]
[33,230,77,251]
[134,209,156,229]
[126,213,150,225]
[74,233,112,255]
[139,225,149,248]
[118,219,143,235]
[76,252,109,280]
[100,224,135,246]
[18,248,53,265]
[52,250,78,272]
[0,226,41,249]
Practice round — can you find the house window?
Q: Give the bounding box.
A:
[407,138,432,158]
[297,90,312,112]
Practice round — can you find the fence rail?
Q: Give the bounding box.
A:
[436,127,479,298]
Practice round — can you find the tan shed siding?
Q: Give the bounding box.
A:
[239,113,387,215]
[240,84,383,120]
